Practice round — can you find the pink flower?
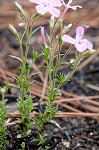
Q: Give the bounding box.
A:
[41,27,46,45]
[62,26,93,53]
[61,0,82,17]
[29,0,62,17]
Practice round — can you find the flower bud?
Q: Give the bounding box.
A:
[9,24,18,35]
[41,27,46,45]
[82,49,96,58]
[15,2,22,10]
[9,24,20,41]
[50,15,55,29]
[89,49,96,53]
[19,23,25,27]
[62,23,72,34]
[15,2,26,18]
[70,59,76,64]
[54,18,63,31]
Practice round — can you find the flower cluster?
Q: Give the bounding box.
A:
[29,0,94,53]
[29,0,82,17]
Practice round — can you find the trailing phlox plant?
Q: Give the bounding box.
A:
[0,0,95,149]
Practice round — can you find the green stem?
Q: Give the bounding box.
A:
[61,45,73,62]
[0,93,6,150]
[65,54,82,82]
[19,40,24,59]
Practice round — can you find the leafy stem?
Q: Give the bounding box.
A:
[0,85,9,150]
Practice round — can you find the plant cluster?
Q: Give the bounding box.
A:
[0,0,95,149]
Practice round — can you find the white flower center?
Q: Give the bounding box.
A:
[77,39,83,44]
[42,1,50,7]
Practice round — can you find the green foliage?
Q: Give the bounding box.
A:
[18,95,33,119]
[16,60,34,136]
[0,84,9,149]
[21,142,26,150]
[32,50,39,61]
[48,86,60,102]
[31,13,42,20]
[57,35,63,46]
[42,46,50,62]
[9,4,41,137]
[49,120,60,129]
[57,73,69,84]
[0,100,7,149]
[31,26,41,37]
[35,105,58,133]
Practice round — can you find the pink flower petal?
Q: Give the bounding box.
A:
[36,5,47,15]
[70,5,82,10]
[48,7,60,17]
[62,35,76,44]
[75,43,87,53]
[68,0,73,5]
[83,39,93,50]
[61,0,65,5]
[50,0,62,7]
[76,26,84,40]
[29,0,41,4]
